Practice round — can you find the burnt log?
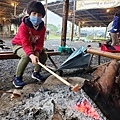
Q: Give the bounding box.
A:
[97,60,119,95]
[82,60,120,120]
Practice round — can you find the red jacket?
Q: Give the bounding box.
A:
[11,17,46,56]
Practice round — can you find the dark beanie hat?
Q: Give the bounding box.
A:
[27,1,45,18]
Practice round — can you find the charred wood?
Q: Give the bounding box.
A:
[82,60,120,120]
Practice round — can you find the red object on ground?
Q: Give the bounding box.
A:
[101,44,120,53]
[72,99,100,120]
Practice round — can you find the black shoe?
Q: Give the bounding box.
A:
[13,76,25,88]
[32,72,46,82]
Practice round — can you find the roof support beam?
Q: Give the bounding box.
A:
[71,0,76,41]
[85,10,107,26]
[61,0,69,46]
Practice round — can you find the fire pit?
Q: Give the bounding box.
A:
[0,75,106,120]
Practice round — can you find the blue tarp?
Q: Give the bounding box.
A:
[57,46,90,70]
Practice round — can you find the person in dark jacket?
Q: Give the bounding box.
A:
[11,1,47,88]
[110,11,120,46]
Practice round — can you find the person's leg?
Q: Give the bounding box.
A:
[34,49,48,72]
[15,49,30,77]
[117,32,120,43]
[111,33,119,46]
[32,49,48,81]
[12,45,30,88]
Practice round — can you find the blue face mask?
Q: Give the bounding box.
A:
[29,16,42,26]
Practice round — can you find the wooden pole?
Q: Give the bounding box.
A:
[104,26,107,39]
[38,62,79,92]
[45,0,47,28]
[61,0,69,46]
[71,0,76,41]
[14,2,17,16]
[78,22,81,40]
[87,48,120,60]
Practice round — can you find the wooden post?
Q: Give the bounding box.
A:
[71,0,76,41]
[14,2,17,16]
[61,0,69,46]
[104,26,107,39]
[45,0,47,28]
[78,22,80,40]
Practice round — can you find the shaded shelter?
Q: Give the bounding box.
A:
[47,0,120,46]
[0,0,120,44]
[47,0,120,27]
[0,0,120,27]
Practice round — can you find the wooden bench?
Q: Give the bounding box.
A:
[0,51,61,69]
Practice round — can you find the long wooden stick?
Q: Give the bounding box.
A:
[87,48,120,60]
[38,62,79,92]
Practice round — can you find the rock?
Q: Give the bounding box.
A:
[11,89,21,99]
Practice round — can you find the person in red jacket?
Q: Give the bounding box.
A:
[11,1,47,88]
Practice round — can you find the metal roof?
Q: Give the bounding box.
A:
[0,0,30,18]
[47,1,120,27]
[0,0,120,27]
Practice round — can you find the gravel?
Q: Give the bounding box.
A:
[0,38,108,120]
[0,38,101,91]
